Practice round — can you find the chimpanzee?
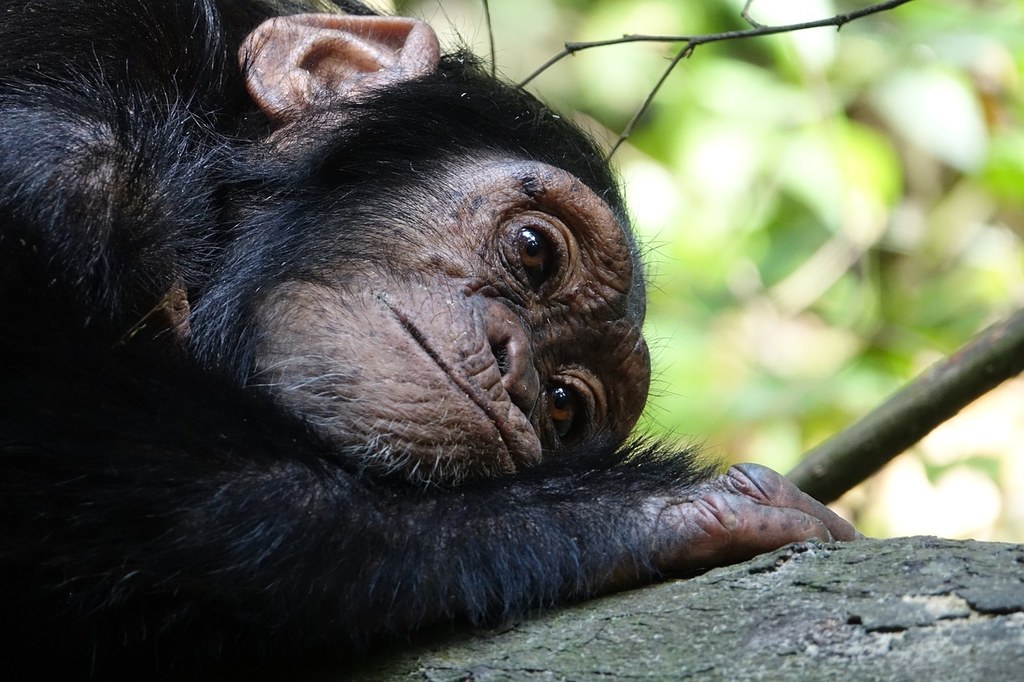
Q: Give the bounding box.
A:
[0,0,858,678]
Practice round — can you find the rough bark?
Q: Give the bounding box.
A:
[342,536,1024,681]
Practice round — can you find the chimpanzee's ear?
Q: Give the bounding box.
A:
[241,13,441,124]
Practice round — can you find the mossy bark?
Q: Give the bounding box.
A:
[344,536,1024,681]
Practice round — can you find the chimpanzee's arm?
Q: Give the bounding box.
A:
[0,91,219,324]
[0,314,853,679]
[0,0,239,325]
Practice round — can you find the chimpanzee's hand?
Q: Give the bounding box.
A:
[649,463,862,574]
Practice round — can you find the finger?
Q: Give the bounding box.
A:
[655,491,834,572]
[728,463,863,541]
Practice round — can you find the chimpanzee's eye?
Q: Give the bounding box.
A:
[547,383,582,440]
[518,227,555,288]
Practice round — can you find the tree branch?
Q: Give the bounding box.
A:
[520,0,915,87]
[606,44,692,158]
[521,0,915,156]
[741,0,765,29]
[482,0,496,79]
[788,309,1024,504]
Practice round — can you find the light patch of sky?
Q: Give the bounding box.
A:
[726,0,838,71]
[872,67,989,171]
[621,159,680,238]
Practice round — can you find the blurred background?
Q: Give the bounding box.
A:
[394,0,1024,541]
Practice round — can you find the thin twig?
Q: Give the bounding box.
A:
[741,0,764,29]
[607,45,693,158]
[482,0,496,79]
[521,0,914,86]
[788,309,1024,504]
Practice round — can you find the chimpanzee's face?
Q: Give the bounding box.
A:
[251,156,650,483]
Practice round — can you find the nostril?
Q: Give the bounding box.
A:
[481,299,540,414]
[493,342,510,376]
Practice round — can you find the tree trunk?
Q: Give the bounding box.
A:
[347,536,1024,680]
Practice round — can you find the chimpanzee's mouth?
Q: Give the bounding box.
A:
[379,294,542,471]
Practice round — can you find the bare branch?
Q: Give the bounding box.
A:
[482,0,496,78]
[520,0,915,87]
[788,309,1024,504]
[607,45,693,159]
[741,0,765,29]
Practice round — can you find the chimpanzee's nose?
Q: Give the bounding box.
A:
[482,299,540,416]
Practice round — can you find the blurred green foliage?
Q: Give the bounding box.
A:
[405,0,1024,540]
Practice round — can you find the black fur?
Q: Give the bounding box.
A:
[0,0,710,677]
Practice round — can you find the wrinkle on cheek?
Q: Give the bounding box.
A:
[250,280,543,483]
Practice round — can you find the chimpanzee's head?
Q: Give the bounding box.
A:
[190,13,650,483]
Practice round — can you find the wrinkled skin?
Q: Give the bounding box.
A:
[650,464,861,572]
[252,159,650,481]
